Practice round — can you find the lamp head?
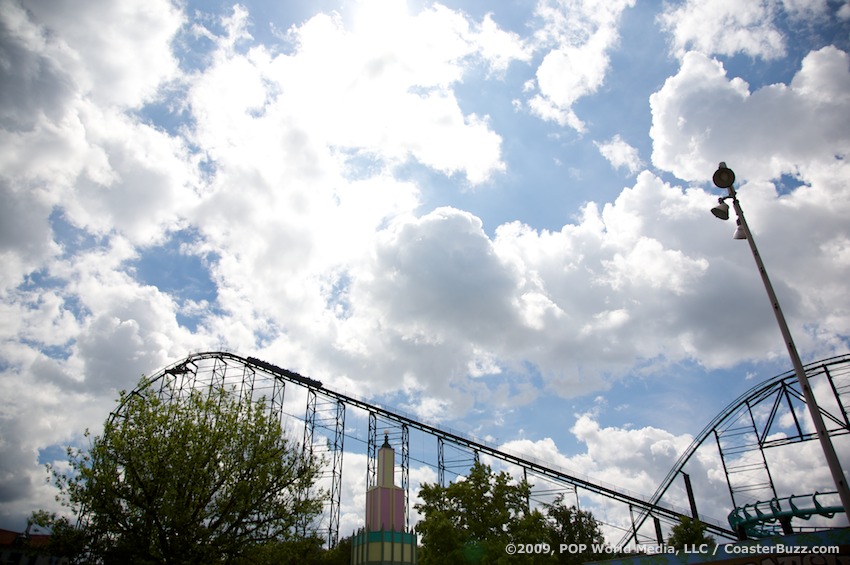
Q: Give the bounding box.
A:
[711,199,730,220]
[713,162,735,189]
[733,220,747,240]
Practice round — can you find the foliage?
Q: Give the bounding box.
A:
[46,377,325,564]
[320,534,353,565]
[415,462,605,565]
[28,510,89,560]
[415,462,534,564]
[232,535,325,564]
[543,495,605,565]
[667,516,716,550]
[229,534,351,565]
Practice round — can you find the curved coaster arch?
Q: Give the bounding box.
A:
[621,353,850,545]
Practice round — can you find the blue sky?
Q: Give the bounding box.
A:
[2,0,850,539]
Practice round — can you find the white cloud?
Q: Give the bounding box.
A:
[354,207,519,344]
[166,1,537,400]
[0,1,202,526]
[650,47,850,182]
[329,171,769,407]
[19,0,184,108]
[659,0,786,60]
[781,0,830,20]
[496,417,721,540]
[0,0,198,256]
[178,1,528,369]
[323,150,850,413]
[525,0,636,131]
[498,411,850,542]
[0,181,59,289]
[530,41,608,131]
[595,135,643,174]
[62,107,199,245]
[474,13,533,74]
[209,3,516,185]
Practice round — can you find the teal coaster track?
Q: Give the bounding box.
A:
[728,491,844,539]
[109,351,850,548]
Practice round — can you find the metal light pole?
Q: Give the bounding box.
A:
[711,162,850,517]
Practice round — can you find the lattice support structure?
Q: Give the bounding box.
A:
[826,363,850,426]
[327,400,345,548]
[438,436,445,488]
[303,389,317,460]
[401,423,410,531]
[210,354,227,398]
[302,388,346,547]
[713,399,778,509]
[367,412,377,489]
[437,437,478,487]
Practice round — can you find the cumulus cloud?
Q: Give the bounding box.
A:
[659,0,786,60]
[326,171,792,411]
[650,47,850,182]
[0,0,199,526]
[173,2,532,394]
[660,0,847,61]
[294,145,850,421]
[595,135,643,174]
[526,0,636,130]
[0,2,530,526]
[355,208,519,345]
[474,12,533,74]
[0,181,59,289]
[0,0,198,254]
[202,3,515,185]
[19,0,184,108]
[495,416,721,539]
[496,407,850,541]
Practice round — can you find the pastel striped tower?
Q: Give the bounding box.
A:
[366,432,405,531]
[351,431,417,564]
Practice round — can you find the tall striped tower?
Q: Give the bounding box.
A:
[351,432,417,564]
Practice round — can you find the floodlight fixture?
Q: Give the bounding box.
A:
[711,199,730,220]
[713,161,735,189]
[732,220,746,240]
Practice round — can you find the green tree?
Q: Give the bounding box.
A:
[27,510,88,560]
[415,461,554,565]
[320,534,353,565]
[233,535,325,565]
[235,534,352,565]
[505,509,558,565]
[667,516,716,550]
[46,377,325,564]
[543,495,605,565]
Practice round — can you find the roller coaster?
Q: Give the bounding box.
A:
[111,351,850,548]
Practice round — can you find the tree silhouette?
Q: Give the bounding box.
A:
[44,377,325,563]
[667,516,716,550]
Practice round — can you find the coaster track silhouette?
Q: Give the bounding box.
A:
[124,351,850,547]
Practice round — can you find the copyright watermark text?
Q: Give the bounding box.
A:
[503,542,841,557]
